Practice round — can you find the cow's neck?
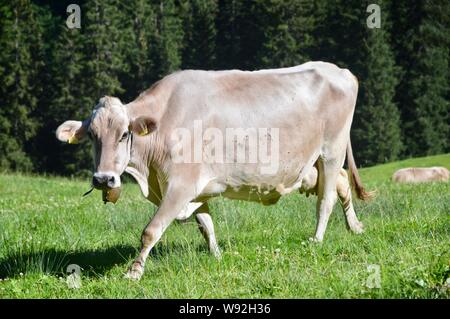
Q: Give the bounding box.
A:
[128,95,167,164]
[124,91,169,193]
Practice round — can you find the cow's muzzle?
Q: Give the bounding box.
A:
[93,173,117,189]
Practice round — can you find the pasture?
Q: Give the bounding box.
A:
[0,154,448,298]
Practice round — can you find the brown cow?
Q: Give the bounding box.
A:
[56,61,372,280]
[392,167,449,183]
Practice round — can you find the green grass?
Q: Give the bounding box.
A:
[0,155,449,298]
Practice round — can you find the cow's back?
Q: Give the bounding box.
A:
[160,62,358,136]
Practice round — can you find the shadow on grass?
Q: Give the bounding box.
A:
[0,245,136,279]
[0,241,214,279]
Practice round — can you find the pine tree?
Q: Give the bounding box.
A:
[82,0,128,103]
[147,0,184,79]
[216,0,262,70]
[120,0,184,97]
[118,0,158,99]
[312,0,367,75]
[180,0,218,70]
[39,19,92,176]
[352,4,403,165]
[253,0,316,68]
[0,1,44,171]
[26,3,65,173]
[392,0,449,156]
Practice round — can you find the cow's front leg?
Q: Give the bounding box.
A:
[125,185,197,280]
[195,203,221,259]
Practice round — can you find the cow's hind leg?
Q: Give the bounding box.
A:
[312,156,341,242]
[195,203,221,259]
[337,170,364,234]
[125,183,198,281]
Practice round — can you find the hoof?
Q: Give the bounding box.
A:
[350,221,364,234]
[308,236,323,243]
[124,262,144,281]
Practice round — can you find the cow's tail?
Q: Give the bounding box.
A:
[346,140,375,201]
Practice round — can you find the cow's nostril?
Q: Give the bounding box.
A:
[93,174,107,188]
[108,175,115,184]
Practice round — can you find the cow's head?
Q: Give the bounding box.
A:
[56,96,157,203]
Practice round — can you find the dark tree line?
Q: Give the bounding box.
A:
[0,0,448,176]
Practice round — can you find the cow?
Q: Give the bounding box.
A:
[392,167,449,183]
[56,61,372,280]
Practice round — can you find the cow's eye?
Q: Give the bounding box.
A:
[120,132,129,142]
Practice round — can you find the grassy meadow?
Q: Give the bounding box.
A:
[0,154,449,298]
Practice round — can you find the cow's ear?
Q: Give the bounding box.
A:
[129,116,157,136]
[56,120,87,144]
